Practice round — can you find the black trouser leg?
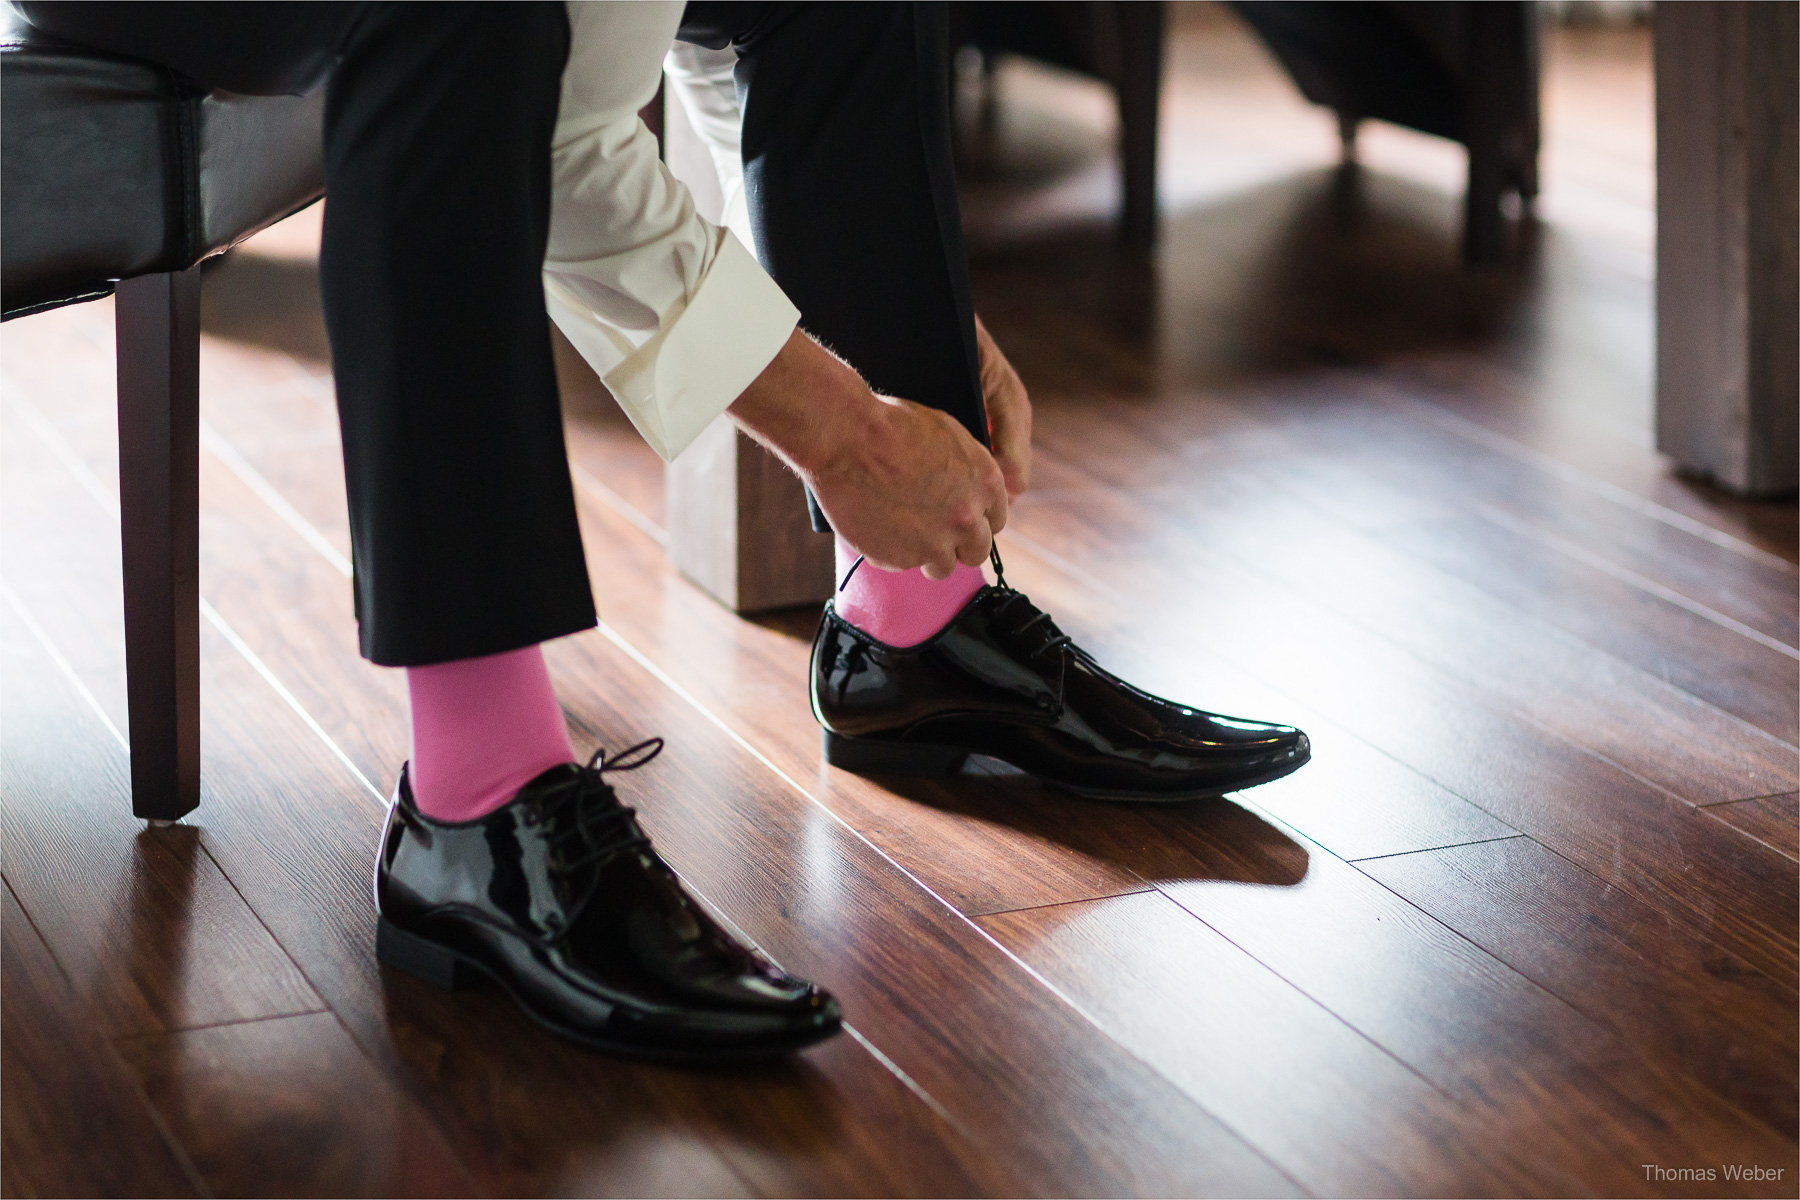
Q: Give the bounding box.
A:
[321,4,591,666]
[22,2,593,667]
[678,2,987,530]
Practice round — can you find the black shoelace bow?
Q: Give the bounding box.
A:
[536,738,664,875]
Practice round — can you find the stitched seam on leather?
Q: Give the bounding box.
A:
[174,91,201,266]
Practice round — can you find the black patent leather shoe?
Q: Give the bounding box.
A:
[374,741,842,1062]
[812,576,1310,801]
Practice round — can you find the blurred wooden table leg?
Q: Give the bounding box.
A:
[1654,1,1798,497]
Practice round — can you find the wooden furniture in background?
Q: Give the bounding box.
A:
[0,12,325,820]
[113,269,204,824]
[655,74,836,613]
[1654,1,1799,498]
[665,416,836,612]
[1230,1,1541,265]
[951,2,1168,248]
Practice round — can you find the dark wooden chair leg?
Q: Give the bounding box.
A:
[1462,2,1534,265]
[1115,1,1165,249]
[114,268,202,823]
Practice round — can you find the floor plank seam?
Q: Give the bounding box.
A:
[1348,807,1800,1007]
[1344,833,1529,865]
[0,575,130,752]
[1377,377,1800,575]
[962,886,1160,921]
[1700,791,1800,808]
[105,1007,335,1043]
[1470,499,1800,660]
[1497,709,1800,982]
[1697,807,1800,864]
[104,1021,217,1198]
[1134,877,1467,1106]
[195,597,385,808]
[1,876,72,998]
[194,834,341,1027]
[200,419,355,576]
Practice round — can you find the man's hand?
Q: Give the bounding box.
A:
[728,330,1008,579]
[975,314,1032,499]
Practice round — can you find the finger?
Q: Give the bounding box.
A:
[921,552,958,581]
[994,438,1030,499]
[954,516,994,569]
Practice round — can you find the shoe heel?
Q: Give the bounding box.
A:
[377,917,477,990]
[822,730,967,777]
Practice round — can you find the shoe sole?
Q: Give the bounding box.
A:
[822,729,1311,803]
[375,918,842,1064]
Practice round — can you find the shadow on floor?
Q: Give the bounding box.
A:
[870,758,1310,890]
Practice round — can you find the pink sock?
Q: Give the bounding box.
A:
[833,537,986,648]
[405,644,576,822]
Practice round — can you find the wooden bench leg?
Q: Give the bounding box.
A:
[114,268,202,823]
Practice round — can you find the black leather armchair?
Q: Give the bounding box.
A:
[1,10,325,821]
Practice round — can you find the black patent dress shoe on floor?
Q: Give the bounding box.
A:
[812,573,1310,802]
[374,740,842,1062]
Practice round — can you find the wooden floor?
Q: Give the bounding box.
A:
[4,9,1795,1197]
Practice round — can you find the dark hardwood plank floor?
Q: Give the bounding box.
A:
[995,526,1799,988]
[978,891,1548,1197]
[4,9,1795,1197]
[1706,794,1800,863]
[2,883,199,1199]
[115,1012,480,1199]
[1360,836,1799,1140]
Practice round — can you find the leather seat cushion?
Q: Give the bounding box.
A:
[1,9,324,319]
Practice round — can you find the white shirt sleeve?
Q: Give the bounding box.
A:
[546,1,797,462]
[662,41,753,249]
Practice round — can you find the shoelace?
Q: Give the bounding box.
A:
[537,738,663,875]
[988,543,1074,664]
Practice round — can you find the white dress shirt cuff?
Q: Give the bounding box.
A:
[547,229,797,462]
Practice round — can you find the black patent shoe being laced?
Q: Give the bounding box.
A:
[374,740,842,1062]
[812,552,1310,801]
